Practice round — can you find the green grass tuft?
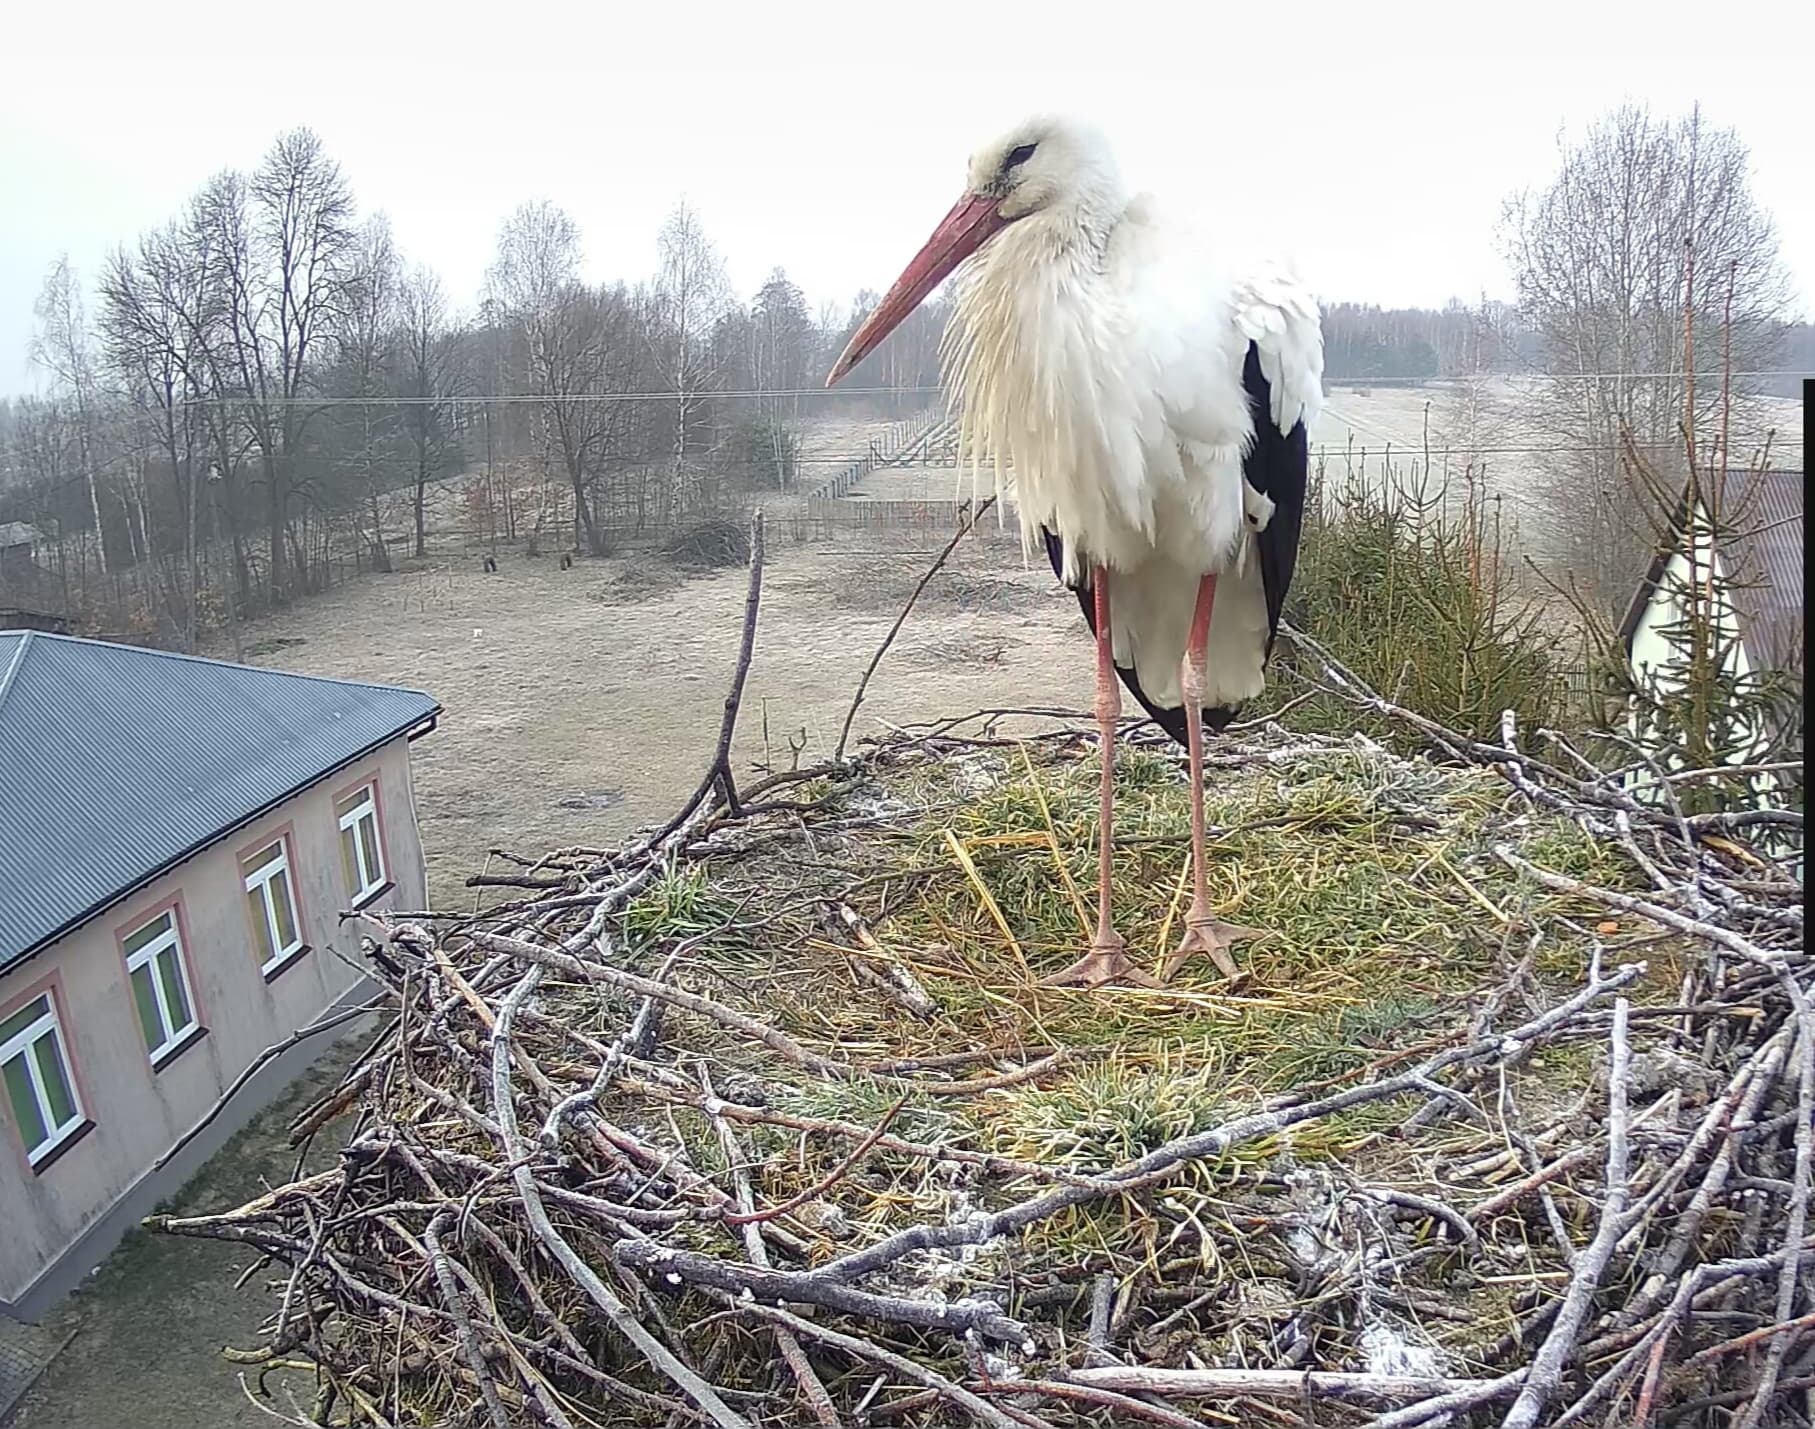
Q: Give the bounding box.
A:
[624,867,748,949]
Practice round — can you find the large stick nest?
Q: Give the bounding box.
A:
[156,522,1810,1429]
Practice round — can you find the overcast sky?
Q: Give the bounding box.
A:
[5,0,1812,396]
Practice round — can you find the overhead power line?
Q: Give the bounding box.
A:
[140,370,1814,409]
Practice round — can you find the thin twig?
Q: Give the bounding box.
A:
[1735,988,1815,1429]
[700,1068,842,1428]
[736,1301,1032,1429]
[421,1213,511,1429]
[1501,998,1633,1429]
[1069,1365,1512,1404]
[488,965,753,1429]
[723,1092,910,1227]
[649,510,766,841]
[1496,845,1789,972]
[614,1239,1030,1344]
[836,495,995,763]
[152,996,383,1173]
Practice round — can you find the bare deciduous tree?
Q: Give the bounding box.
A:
[824,286,952,416]
[488,201,636,556]
[31,257,109,576]
[99,223,219,647]
[4,126,490,641]
[655,202,731,518]
[752,268,814,406]
[197,129,356,598]
[1499,104,1793,603]
[338,214,400,567]
[1,397,83,610]
[396,264,467,557]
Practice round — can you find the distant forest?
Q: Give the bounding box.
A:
[1319,300,1539,384]
[1321,304,1810,396]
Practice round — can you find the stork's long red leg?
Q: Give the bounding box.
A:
[1163,574,1264,983]
[1090,570,1120,947]
[1040,567,1161,990]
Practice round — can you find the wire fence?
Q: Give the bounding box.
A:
[0,369,1803,648]
[146,370,1814,407]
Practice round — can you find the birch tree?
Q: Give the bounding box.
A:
[1499,104,1792,600]
[31,258,109,576]
[655,203,731,519]
[396,264,467,556]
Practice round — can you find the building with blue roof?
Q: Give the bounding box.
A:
[0,632,439,1318]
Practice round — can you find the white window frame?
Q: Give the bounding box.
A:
[244,839,306,973]
[337,785,388,907]
[1,994,86,1167]
[123,910,201,1066]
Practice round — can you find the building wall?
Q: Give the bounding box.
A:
[0,734,428,1315]
[1628,543,1754,697]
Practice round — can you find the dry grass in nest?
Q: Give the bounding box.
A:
[583,733,1655,1294]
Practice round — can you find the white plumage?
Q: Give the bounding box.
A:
[937,118,1323,710]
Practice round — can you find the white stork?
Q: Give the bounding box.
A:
[826,116,1324,990]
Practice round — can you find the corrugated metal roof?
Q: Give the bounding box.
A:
[1721,468,1804,671]
[0,522,40,549]
[0,632,440,971]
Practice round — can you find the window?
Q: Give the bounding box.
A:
[336,785,387,906]
[244,839,305,973]
[1,994,85,1167]
[122,910,201,1064]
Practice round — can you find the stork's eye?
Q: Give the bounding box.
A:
[1003,143,1037,172]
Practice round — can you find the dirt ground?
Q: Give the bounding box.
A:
[9,501,1111,1428]
[232,515,1099,912]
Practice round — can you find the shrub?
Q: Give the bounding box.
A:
[724,416,798,489]
[662,516,751,570]
[1552,437,1803,823]
[1254,453,1576,747]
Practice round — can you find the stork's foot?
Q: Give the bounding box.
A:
[1038,929,1164,990]
[1160,914,1266,984]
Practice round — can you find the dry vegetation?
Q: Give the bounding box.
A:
[153,524,1809,1429]
[224,512,1083,914]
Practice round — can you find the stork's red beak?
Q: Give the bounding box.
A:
[825,192,1010,387]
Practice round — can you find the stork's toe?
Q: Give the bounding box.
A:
[1162,917,1265,984]
[1039,930,1165,990]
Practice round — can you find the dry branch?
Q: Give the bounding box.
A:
[491,964,753,1429]
[836,496,996,762]
[1500,998,1632,1429]
[1068,1365,1513,1405]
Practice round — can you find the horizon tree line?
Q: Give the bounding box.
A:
[0,104,1801,648]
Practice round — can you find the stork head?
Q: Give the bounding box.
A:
[825,116,1119,386]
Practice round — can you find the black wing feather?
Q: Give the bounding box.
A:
[1243,342,1309,659]
[1041,339,1308,750]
